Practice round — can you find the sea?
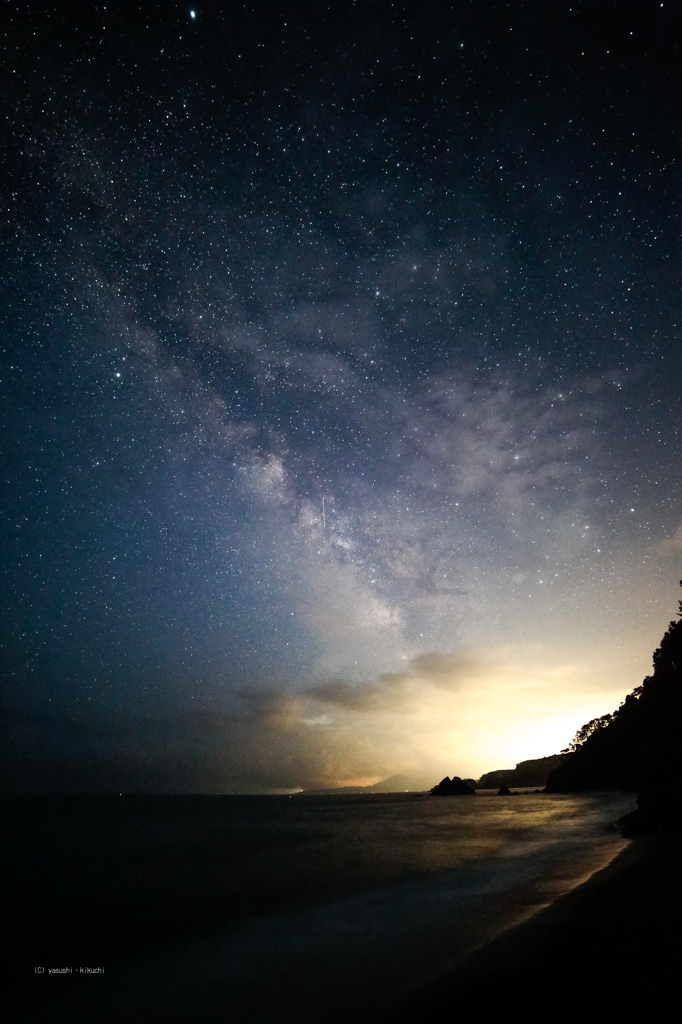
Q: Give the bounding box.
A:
[6,789,634,1023]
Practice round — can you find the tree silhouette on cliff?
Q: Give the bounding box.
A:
[547,581,682,829]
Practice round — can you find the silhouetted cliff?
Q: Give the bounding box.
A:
[547,582,682,831]
[478,754,567,790]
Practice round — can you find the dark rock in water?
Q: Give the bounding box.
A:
[618,795,682,837]
[430,776,476,795]
[616,809,655,837]
[497,785,512,796]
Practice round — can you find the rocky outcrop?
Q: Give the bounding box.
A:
[430,776,476,795]
[478,754,568,790]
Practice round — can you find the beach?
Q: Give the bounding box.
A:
[6,791,650,1022]
[389,833,680,1019]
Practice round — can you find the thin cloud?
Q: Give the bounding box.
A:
[659,523,682,555]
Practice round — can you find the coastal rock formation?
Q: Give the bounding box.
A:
[478,754,567,790]
[430,776,476,796]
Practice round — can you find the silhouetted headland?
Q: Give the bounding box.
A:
[478,754,567,790]
[395,584,682,1021]
[546,580,682,835]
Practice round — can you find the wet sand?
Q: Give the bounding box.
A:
[387,835,681,1019]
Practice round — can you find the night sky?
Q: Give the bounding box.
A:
[2,1,681,793]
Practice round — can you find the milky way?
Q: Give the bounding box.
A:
[2,1,681,791]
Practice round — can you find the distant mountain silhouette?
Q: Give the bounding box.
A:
[304,773,443,795]
[478,754,568,790]
[546,581,682,832]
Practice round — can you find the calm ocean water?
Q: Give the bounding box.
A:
[11,790,634,1023]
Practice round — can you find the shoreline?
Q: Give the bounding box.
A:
[8,794,659,1022]
[387,833,680,1018]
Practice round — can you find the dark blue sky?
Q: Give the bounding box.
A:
[2,1,681,791]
